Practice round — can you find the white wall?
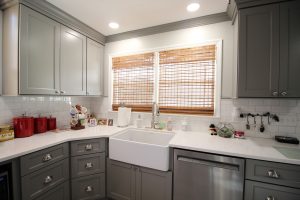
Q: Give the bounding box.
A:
[104,21,234,98]
[102,21,234,112]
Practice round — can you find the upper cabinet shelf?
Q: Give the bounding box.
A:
[237,0,300,98]
[2,4,104,96]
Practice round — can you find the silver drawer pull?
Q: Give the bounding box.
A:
[85,186,93,192]
[267,170,279,179]
[44,176,53,184]
[85,162,93,169]
[265,196,275,200]
[43,154,53,162]
[85,144,93,151]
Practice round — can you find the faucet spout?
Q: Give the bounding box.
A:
[151,102,160,129]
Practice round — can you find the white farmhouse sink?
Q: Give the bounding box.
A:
[109,128,174,171]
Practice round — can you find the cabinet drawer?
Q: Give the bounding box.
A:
[71,139,105,156]
[245,180,300,200]
[71,152,105,178]
[20,143,69,176]
[246,159,300,188]
[21,158,69,200]
[71,173,105,200]
[34,181,70,200]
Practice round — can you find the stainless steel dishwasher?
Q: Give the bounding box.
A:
[174,149,245,200]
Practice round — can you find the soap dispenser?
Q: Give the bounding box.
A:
[136,114,143,128]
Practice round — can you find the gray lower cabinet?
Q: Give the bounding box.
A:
[245,159,300,199]
[71,152,105,178]
[87,38,104,96]
[245,180,300,200]
[71,139,106,200]
[107,159,172,200]
[60,25,87,96]
[238,0,300,98]
[21,158,69,200]
[34,181,70,200]
[19,5,60,95]
[71,173,106,200]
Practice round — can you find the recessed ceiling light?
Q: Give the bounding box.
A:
[109,22,119,29]
[187,3,200,12]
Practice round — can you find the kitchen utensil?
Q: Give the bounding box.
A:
[47,116,56,131]
[246,114,250,130]
[34,116,47,133]
[260,115,265,132]
[13,116,34,138]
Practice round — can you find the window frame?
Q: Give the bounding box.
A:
[109,40,222,117]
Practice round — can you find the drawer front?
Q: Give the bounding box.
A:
[35,181,70,200]
[71,152,105,178]
[246,159,300,188]
[245,180,300,200]
[71,173,105,200]
[22,158,69,200]
[21,143,69,176]
[71,139,105,156]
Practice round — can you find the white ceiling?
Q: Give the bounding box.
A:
[47,0,229,36]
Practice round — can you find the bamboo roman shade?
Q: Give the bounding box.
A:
[112,53,154,111]
[159,45,216,115]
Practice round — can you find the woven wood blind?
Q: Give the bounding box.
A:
[112,53,154,111]
[159,45,216,115]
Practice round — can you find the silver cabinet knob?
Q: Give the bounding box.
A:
[85,186,93,192]
[85,144,93,151]
[265,196,275,200]
[60,90,66,94]
[44,175,53,184]
[85,162,93,169]
[43,154,52,162]
[267,169,279,179]
[272,91,278,96]
[281,91,288,96]
[55,90,60,94]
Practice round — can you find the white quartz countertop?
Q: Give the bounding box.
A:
[0,126,125,162]
[169,131,300,165]
[1,126,300,165]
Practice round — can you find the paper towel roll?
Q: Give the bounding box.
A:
[117,107,132,127]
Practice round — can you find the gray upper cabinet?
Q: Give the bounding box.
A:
[238,0,300,98]
[87,38,104,96]
[238,4,280,97]
[279,0,300,97]
[60,25,87,95]
[19,5,60,95]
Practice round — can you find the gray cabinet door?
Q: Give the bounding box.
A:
[87,38,104,96]
[279,0,300,97]
[107,159,136,200]
[136,167,172,200]
[60,25,87,95]
[71,173,105,200]
[245,180,300,200]
[19,5,60,95]
[238,4,280,97]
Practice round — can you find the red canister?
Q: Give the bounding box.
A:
[13,116,34,138]
[47,116,57,131]
[34,117,48,133]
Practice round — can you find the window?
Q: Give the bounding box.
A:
[159,45,216,115]
[112,44,217,115]
[112,53,154,112]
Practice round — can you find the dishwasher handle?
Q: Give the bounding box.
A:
[177,156,240,171]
